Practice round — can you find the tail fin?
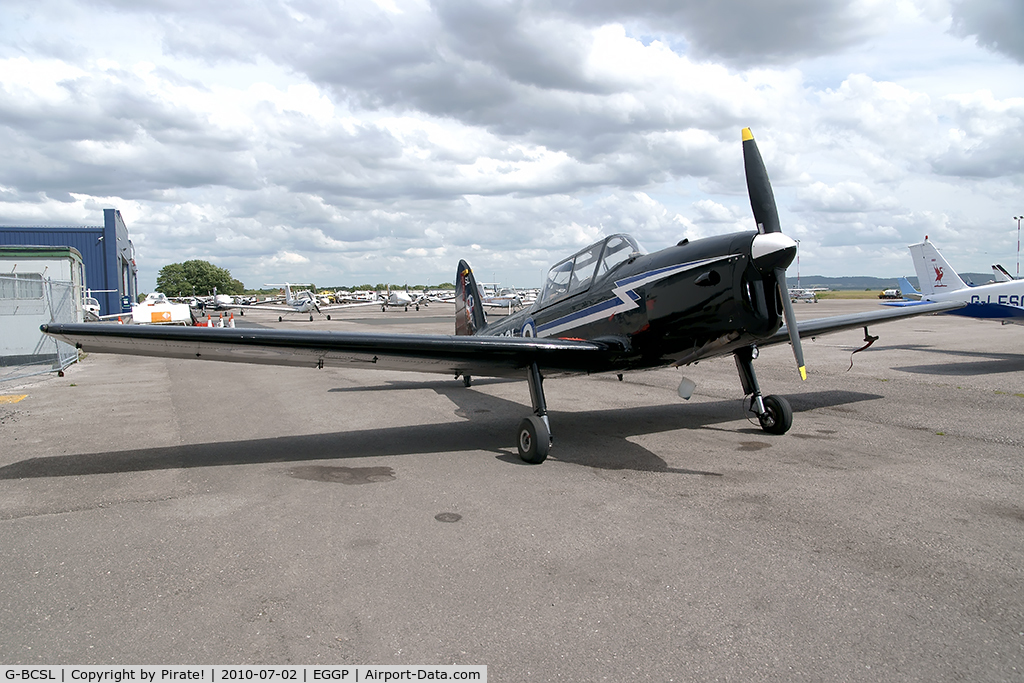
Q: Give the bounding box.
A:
[897,276,921,300]
[455,259,487,335]
[907,238,968,297]
[992,264,1014,282]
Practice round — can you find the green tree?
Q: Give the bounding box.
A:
[156,260,243,297]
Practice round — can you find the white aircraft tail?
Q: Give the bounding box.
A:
[266,283,309,306]
[992,264,1015,282]
[907,238,968,297]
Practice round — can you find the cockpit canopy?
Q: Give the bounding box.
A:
[538,234,642,307]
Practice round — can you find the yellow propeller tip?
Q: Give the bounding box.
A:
[799,366,807,381]
[742,127,753,141]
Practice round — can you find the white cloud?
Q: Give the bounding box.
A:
[0,0,1022,291]
[795,181,899,213]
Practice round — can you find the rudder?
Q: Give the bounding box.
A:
[455,259,487,335]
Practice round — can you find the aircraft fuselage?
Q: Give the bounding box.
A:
[477,231,787,372]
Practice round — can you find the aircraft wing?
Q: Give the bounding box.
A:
[229,303,303,313]
[40,324,620,379]
[224,300,378,313]
[319,301,382,311]
[96,312,133,321]
[764,300,966,346]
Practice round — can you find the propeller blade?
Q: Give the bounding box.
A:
[742,128,781,235]
[775,267,806,381]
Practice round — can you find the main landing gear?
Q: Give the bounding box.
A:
[457,364,551,463]
[734,345,793,435]
[517,362,552,464]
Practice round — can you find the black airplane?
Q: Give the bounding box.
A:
[42,129,962,464]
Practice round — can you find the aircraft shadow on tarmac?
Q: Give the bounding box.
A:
[0,388,881,481]
[884,344,1024,376]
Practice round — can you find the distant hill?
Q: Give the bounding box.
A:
[795,273,995,291]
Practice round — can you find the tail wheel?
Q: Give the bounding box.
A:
[517,416,550,464]
[758,395,793,435]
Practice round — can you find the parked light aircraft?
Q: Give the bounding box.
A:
[479,284,526,312]
[233,283,380,321]
[788,288,819,304]
[886,237,1024,324]
[191,288,239,311]
[42,129,963,463]
[381,286,428,312]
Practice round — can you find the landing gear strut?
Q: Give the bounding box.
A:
[518,362,552,463]
[734,345,793,435]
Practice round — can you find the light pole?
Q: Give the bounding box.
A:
[1016,216,1023,277]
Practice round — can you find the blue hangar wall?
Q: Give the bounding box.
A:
[0,209,138,316]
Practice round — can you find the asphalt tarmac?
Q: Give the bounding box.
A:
[1,300,1022,681]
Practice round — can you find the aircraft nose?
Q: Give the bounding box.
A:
[751,232,797,274]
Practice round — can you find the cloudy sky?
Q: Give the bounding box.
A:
[1,0,1022,291]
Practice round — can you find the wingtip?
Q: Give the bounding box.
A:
[742,127,753,141]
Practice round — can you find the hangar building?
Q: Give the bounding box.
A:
[0,208,138,316]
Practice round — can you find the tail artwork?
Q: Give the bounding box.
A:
[455,259,487,336]
[908,237,968,297]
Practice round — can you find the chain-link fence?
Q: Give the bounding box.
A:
[0,274,80,383]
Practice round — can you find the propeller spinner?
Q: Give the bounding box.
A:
[742,128,806,381]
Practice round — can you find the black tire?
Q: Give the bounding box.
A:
[326,314,331,320]
[517,416,550,464]
[278,316,283,322]
[309,315,314,321]
[462,375,472,387]
[382,305,387,312]
[240,309,244,315]
[758,395,793,435]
